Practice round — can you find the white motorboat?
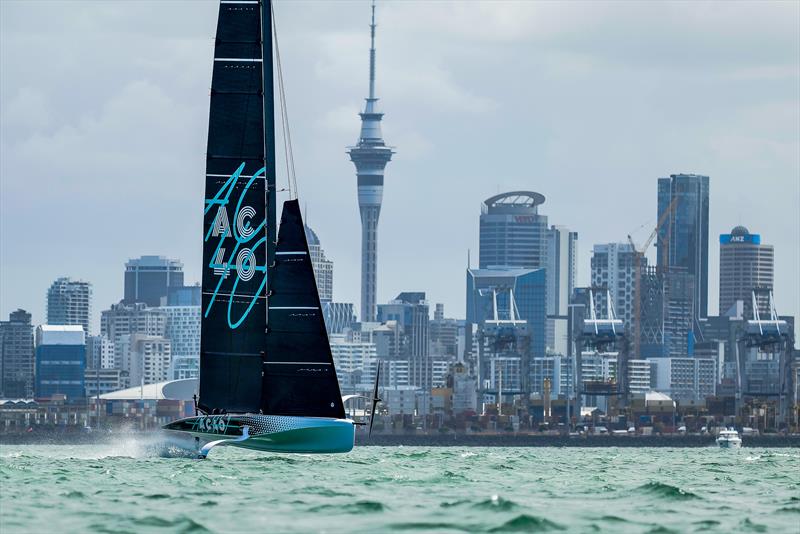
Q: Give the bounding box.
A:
[716,428,742,449]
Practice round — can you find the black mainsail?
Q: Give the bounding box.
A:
[198,0,344,420]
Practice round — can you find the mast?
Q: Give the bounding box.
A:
[262,0,277,272]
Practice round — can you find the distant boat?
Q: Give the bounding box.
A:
[164,0,376,458]
[716,428,742,449]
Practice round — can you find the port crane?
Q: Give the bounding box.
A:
[577,288,628,407]
[734,288,795,426]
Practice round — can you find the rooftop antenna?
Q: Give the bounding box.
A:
[369,0,376,101]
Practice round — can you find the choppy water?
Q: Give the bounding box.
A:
[1,439,798,533]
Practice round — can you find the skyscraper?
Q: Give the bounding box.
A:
[479,192,548,270]
[657,174,710,319]
[47,277,92,335]
[591,243,638,327]
[348,3,394,322]
[719,226,774,317]
[305,225,334,303]
[546,226,577,355]
[123,255,184,307]
[0,309,34,398]
[378,293,429,389]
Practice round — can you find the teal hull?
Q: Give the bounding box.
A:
[163,414,354,455]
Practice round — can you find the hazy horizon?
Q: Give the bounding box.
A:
[1,0,798,333]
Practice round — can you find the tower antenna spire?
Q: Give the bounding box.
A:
[369,0,376,100]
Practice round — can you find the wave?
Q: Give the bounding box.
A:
[488,514,565,532]
[637,481,700,501]
[473,495,519,512]
[131,515,212,533]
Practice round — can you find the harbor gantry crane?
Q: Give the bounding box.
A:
[735,288,795,426]
[627,196,679,358]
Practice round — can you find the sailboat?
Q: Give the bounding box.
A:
[164,0,376,457]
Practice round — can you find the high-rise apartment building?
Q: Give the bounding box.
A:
[348,4,394,322]
[329,333,378,393]
[479,192,548,270]
[719,226,774,317]
[0,309,34,398]
[86,334,115,370]
[123,256,184,307]
[546,226,577,355]
[657,174,710,319]
[47,277,92,335]
[101,302,167,370]
[160,305,200,380]
[590,243,637,327]
[35,325,86,400]
[126,334,171,386]
[378,293,429,389]
[305,225,334,303]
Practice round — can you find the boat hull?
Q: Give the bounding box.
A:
[716,438,742,449]
[163,414,354,454]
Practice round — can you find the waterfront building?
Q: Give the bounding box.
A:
[479,191,548,270]
[590,242,637,328]
[0,310,34,398]
[718,226,774,317]
[305,225,334,303]
[84,368,125,397]
[166,284,201,306]
[382,386,419,415]
[347,4,394,323]
[323,302,356,335]
[126,334,171,386]
[123,255,184,307]
[160,305,200,380]
[450,362,478,415]
[650,357,716,402]
[628,359,655,394]
[657,173,710,319]
[329,334,377,394]
[35,325,86,400]
[85,334,115,370]
[46,277,92,335]
[378,292,430,389]
[546,226,577,355]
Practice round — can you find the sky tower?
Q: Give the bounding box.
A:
[348,1,394,323]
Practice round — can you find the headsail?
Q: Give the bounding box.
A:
[199,0,276,414]
[262,200,346,419]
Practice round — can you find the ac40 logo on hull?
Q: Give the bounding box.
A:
[190,415,230,434]
[204,162,267,329]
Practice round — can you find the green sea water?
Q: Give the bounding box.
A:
[1,441,798,533]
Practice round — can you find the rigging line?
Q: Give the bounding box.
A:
[271,1,298,200]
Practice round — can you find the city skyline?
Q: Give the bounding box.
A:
[1,1,798,331]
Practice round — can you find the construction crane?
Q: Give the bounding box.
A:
[627,196,679,358]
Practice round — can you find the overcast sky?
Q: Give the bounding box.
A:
[1,0,798,333]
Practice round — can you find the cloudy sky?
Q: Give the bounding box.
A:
[1,0,798,333]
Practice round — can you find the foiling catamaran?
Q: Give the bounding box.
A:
[164,0,379,458]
